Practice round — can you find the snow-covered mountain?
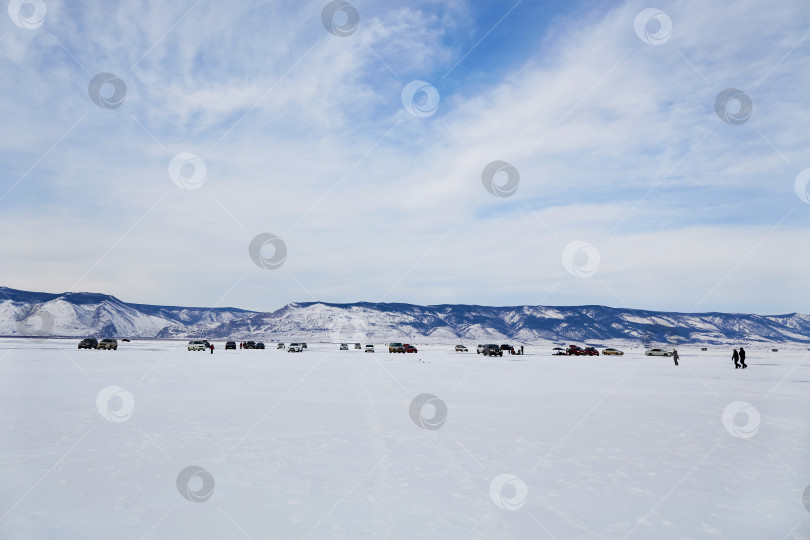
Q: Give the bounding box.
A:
[0,287,254,339]
[2,286,809,345]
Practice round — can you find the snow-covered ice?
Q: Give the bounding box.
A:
[1,339,809,539]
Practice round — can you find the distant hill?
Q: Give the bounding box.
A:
[2,287,809,345]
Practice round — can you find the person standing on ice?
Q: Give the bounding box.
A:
[672,349,679,366]
[732,348,740,369]
[210,343,214,354]
[739,347,747,369]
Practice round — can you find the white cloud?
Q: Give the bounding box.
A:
[1,0,808,314]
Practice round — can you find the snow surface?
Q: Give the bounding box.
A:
[1,339,809,539]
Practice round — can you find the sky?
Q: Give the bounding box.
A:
[1,0,809,314]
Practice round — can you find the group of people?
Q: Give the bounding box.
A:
[669,347,748,368]
[732,347,747,369]
[509,345,525,355]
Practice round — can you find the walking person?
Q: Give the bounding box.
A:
[520,345,524,355]
[672,349,679,366]
[210,343,214,354]
[732,348,740,369]
[739,347,747,369]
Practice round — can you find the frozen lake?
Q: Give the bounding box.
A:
[1,339,808,539]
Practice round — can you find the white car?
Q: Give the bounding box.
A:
[188,340,208,351]
[365,344,374,353]
[476,344,485,354]
[288,343,304,352]
[277,343,285,349]
[645,348,672,357]
[455,345,468,352]
[340,343,349,350]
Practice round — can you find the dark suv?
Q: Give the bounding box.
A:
[482,344,503,357]
[225,341,236,350]
[78,338,98,349]
[244,341,256,349]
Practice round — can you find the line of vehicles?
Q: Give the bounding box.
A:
[551,345,676,357]
[78,338,119,350]
[189,340,309,352]
[78,339,676,358]
[472,343,521,356]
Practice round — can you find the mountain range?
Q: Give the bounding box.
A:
[2,286,809,345]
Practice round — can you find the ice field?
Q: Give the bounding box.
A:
[1,338,809,539]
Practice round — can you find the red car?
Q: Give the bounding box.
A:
[404,344,418,353]
[582,346,600,356]
[566,345,584,356]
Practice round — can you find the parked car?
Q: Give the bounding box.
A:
[340,343,349,350]
[582,346,600,356]
[78,338,98,349]
[121,338,131,342]
[701,347,708,351]
[476,344,485,354]
[354,343,362,349]
[482,344,503,357]
[567,345,584,356]
[500,344,512,351]
[288,343,304,352]
[188,340,208,351]
[244,341,256,349]
[602,348,624,355]
[389,343,405,353]
[302,343,307,349]
[404,344,417,353]
[277,343,285,349]
[98,338,118,350]
[455,345,468,352]
[365,344,374,353]
[552,347,566,355]
[225,341,236,350]
[772,348,778,352]
[255,342,265,350]
[645,348,672,357]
